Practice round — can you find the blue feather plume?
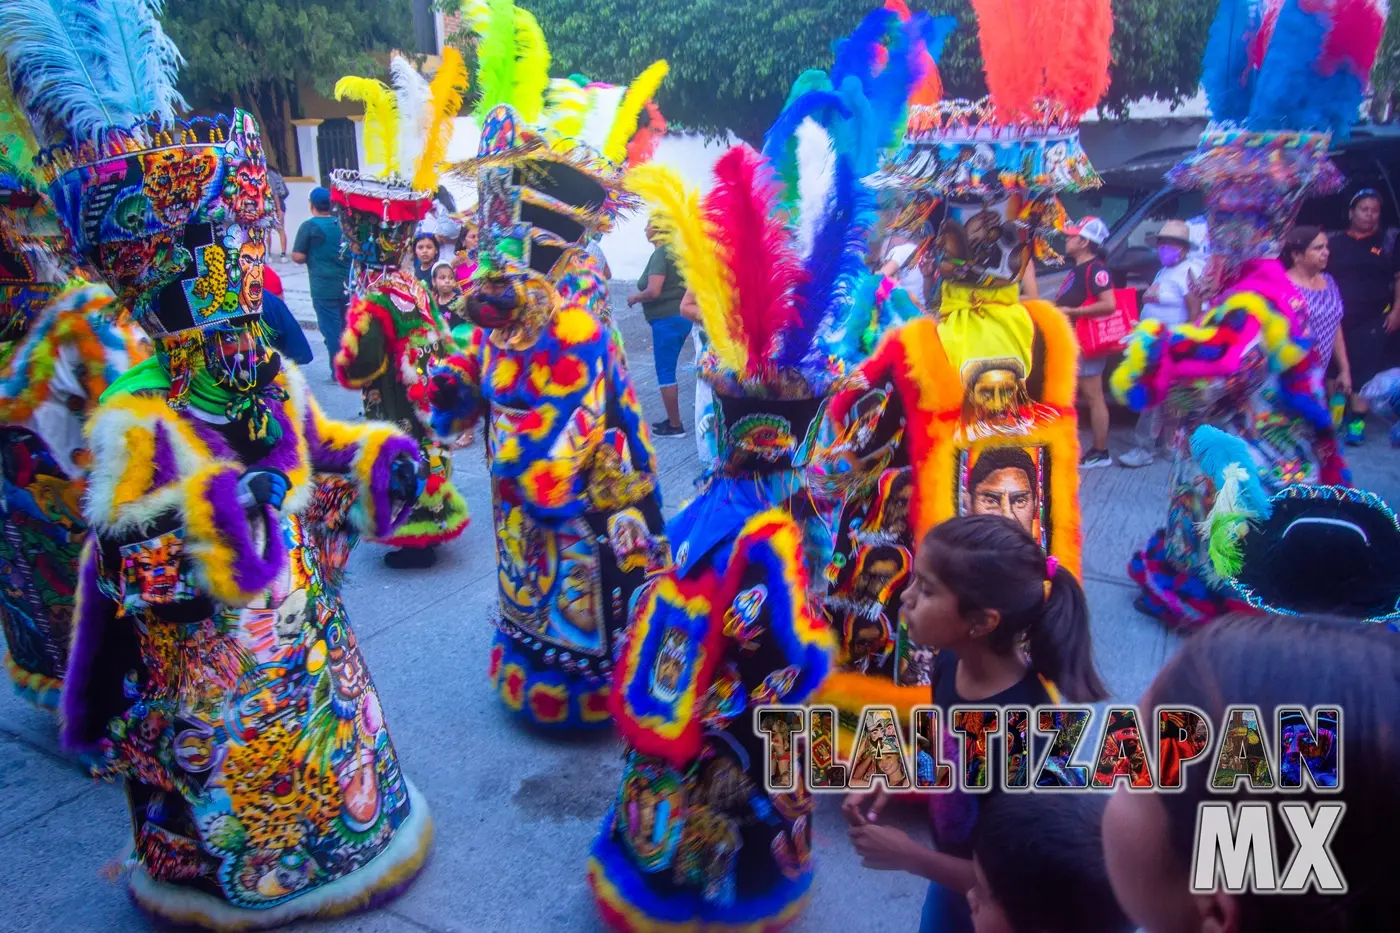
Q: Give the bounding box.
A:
[830,8,897,90]
[781,157,877,370]
[1200,0,1263,124]
[1190,425,1274,519]
[0,0,185,145]
[863,15,918,155]
[919,13,957,63]
[1250,0,1369,138]
[761,88,848,169]
[94,0,186,127]
[835,273,883,365]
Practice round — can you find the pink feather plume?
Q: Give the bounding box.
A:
[703,145,805,380]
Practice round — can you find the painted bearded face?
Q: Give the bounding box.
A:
[972,369,1022,418]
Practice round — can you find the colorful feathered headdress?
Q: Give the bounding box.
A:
[1172,0,1388,288]
[332,47,471,237]
[871,0,1111,287]
[630,8,927,401]
[2,0,278,374]
[447,0,669,285]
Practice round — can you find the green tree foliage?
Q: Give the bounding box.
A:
[164,0,415,173]
[518,0,1215,144]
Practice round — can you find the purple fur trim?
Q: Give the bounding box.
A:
[203,469,287,595]
[152,426,179,488]
[304,409,358,473]
[367,435,421,539]
[256,402,303,476]
[59,545,112,755]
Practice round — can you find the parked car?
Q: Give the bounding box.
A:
[1040,123,1400,297]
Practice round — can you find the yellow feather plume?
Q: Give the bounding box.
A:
[510,7,551,123]
[335,76,399,177]
[546,78,589,144]
[625,163,743,374]
[462,0,490,33]
[412,47,470,192]
[603,60,669,164]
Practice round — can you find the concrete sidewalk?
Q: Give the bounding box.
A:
[4,294,1400,933]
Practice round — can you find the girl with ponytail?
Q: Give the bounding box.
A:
[845,513,1109,933]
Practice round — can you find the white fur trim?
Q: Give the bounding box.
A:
[127,778,433,932]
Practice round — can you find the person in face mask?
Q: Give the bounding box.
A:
[1118,220,1202,468]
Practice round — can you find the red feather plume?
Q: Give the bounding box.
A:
[970,0,1041,119]
[703,145,805,381]
[1041,0,1114,118]
[626,101,668,165]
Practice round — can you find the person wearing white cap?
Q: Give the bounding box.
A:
[1119,220,1202,468]
[1054,215,1116,467]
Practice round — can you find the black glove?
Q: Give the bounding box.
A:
[388,453,425,510]
[429,372,462,413]
[236,469,291,511]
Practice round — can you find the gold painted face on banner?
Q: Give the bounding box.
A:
[972,368,1022,419]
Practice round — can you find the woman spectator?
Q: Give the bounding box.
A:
[880,234,926,310]
[453,222,479,284]
[1326,188,1399,443]
[1283,225,1350,395]
[1054,216,1116,468]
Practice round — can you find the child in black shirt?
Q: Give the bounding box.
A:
[845,514,1108,933]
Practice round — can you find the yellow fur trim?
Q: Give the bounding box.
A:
[112,425,157,524]
[181,461,269,605]
[352,422,413,536]
[334,306,389,390]
[1023,300,1079,408]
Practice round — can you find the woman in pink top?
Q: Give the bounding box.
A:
[453,222,479,283]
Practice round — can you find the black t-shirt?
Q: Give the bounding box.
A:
[1056,257,1113,309]
[926,651,1054,859]
[1327,231,1399,321]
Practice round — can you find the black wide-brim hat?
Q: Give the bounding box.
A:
[1232,486,1400,623]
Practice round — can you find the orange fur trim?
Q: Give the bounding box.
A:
[815,672,928,717]
[1023,300,1079,408]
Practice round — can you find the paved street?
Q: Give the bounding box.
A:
[4,264,1400,932]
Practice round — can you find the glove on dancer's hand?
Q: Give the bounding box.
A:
[428,372,461,413]
[388,453,425,515]
[237,469,291,512]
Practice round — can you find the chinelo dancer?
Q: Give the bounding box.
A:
[1187,424,1400,627]
[0,95,144,711]
[2,3,434,927]
[585,8,939,928]
[424,0,672,731]
[330,48,471,570]
[1110,0,1383,628]
[812,0,1111,752]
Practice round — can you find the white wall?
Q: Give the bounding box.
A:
[282,117,736,279]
